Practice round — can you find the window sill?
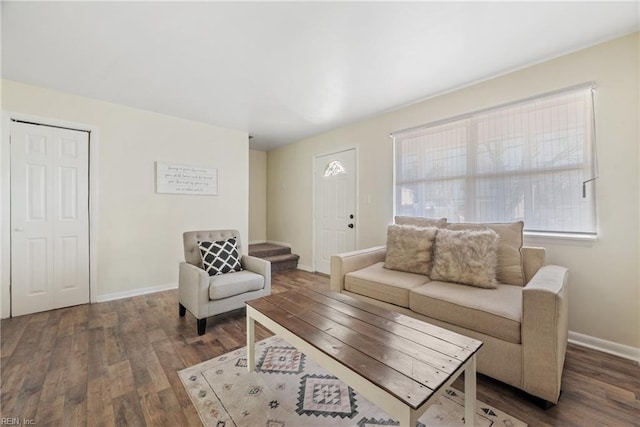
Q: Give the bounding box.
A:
[524,231,598,244]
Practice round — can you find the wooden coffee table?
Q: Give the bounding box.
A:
[246,289,483,426]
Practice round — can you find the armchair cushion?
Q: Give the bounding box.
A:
[208,270,265,300]
[198,238,243,276]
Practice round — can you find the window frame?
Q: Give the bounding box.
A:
[392,82,598,237]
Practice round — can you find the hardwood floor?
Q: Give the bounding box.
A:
[1,269,639,426]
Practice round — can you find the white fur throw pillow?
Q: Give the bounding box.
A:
[448,221,524,286]
[430,228,499,288]
[384,224,438,276]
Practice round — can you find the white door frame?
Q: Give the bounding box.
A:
[1,111,100,318]
[312,147,359,273]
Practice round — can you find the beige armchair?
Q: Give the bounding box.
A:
[179,230,271,335]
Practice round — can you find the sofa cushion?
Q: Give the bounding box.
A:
[410,281,522,343]
[430,228,499,288]
[345,262,429,307]
[384,224,438,275]
[209,270,264,300]
[448,221,525,286]
[395,216,447,228]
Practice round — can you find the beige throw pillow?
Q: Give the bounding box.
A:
[384,224,438,276]
[430,228,499,288]
[395,216,447,228]
[448,221,525,286]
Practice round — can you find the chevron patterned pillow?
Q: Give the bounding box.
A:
[197,238,243,276]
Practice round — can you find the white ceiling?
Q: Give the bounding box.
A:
[2,2,638,151]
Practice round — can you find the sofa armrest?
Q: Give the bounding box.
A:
[330,246,387,292]
[179,262,210,319]
[242,255,272,295]
[522,246,546,284]
[522,264,569,403]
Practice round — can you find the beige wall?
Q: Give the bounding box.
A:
[268,33,640,349]
[1,80,249,315]
[249,149,267,242]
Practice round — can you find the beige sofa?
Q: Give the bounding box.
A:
[330,219,569,405]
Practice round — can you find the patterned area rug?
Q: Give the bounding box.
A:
[179,336,526,427]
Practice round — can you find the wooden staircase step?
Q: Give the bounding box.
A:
[248,243,291,258]
[263,253,300,264]
[266,253,300,273]
[248,243,300,273]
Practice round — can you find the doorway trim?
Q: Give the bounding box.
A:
[1,111,100,318]
[312,146,359,273]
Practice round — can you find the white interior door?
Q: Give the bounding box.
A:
[10,121,90,316]
[314,149,356,274]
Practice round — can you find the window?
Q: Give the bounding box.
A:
[323,160,346,177]
[393,84,597,235]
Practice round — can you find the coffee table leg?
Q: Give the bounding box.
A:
[398,407,418,427]
[246,309,255,372]
[464,355,476,426]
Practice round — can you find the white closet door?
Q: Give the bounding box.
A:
[11,122,89,316]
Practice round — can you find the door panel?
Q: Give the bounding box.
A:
[52,127,89,308]
[27,164,48,220]
[59,236,79,289]
[27,237,49,295]
[11,123,54,315]
[314,149,356,274]
[59,167,78,219]
[11,122,90,316]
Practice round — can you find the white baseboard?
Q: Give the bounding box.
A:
[569,331,640,364]
[266,240,291,248]
[248,240,267,245]
[296,264,314,273]
[96,282,178,303]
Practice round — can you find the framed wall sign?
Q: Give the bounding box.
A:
[156,162,218,195]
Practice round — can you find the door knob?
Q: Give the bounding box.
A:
[348,223,354,229]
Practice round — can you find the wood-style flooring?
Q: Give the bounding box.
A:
[1,269,639,426]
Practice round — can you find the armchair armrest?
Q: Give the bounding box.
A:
[330,246,387,292]
[178,262,210,319]
[242,255,272,295]
[522,264,569,403]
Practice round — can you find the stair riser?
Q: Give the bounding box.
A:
[271,260,299,273]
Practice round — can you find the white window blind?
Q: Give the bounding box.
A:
[393,84,597,235]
